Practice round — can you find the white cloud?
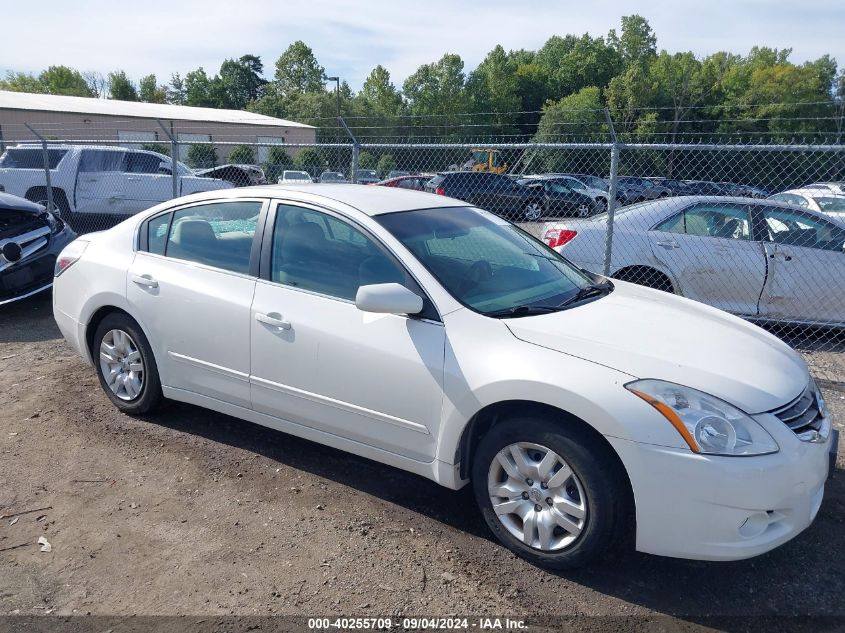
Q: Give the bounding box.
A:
[2,0,842,90]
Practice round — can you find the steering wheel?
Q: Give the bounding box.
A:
[458,260,494,294]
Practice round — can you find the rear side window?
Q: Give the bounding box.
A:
[655,203,751,240]
[0,148,67,169]
[78,149,124,173]
[147,213,172,256]
[157,201,262,273]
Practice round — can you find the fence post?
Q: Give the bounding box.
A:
[603,109,620,277]
[338,117,359,183]
[157,119,179,199]
[24,123,55,215]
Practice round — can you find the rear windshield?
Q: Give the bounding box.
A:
[0,148,68,169]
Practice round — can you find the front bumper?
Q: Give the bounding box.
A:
[608,426,834,561]
[0,225,75,305]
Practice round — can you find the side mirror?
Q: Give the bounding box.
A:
[355,283,423,315]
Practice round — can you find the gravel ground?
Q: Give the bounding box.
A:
[1,292,844,626]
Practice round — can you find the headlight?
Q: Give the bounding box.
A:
[626,379,779,456]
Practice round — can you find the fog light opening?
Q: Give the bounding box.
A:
[738,512,770,538]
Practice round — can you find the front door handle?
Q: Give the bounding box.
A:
[255,312,291,330]
[656,239,679,249]
[130,273,158,288]
[769,252,793,261]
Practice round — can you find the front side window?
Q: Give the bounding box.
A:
[655,203,751,240]
[270,205,408,302]
[760,206,845,252]
[814,197,845,212]
[377,207,597,316]
[163,201,261,273]
[124,152,164,174]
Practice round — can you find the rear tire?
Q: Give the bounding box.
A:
[471,416,626,569]
[615,267,674,293]
[93,313,162,415]
[523,202,544,221]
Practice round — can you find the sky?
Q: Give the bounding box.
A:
[2,0,843,91]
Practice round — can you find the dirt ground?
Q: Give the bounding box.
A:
[1,292,844,627]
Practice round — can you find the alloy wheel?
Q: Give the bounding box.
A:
[576,204,591,218]
[524,203,543,221]
[99,329,145,401]
[487,442,588,551]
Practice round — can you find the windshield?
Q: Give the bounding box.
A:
[814,197,845,212]
[376,206,599,316]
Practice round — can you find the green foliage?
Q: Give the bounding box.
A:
[293,147,325,171]
[139,74,167,103]
[220,55,266,108]
[1,66,95,97]
[229,144,257,165]
[108,70,138,101]
[262,146,293,182]
[141,142,170,156]
[358,151,376,169]
[274,41,326,95]
[377,153,396,177]
[186,143,218,169]
[167,73,187,105]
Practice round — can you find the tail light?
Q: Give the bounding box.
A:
[543,228,577,248]
[54,240,88,277]
[435,186,445,195]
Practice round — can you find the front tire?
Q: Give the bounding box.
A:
[93,313,162,415]
[471,416,626,569]
[523,202,544,221]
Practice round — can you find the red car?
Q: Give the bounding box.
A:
[374,175,433,191]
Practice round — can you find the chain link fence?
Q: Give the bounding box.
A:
[1,121,844,387]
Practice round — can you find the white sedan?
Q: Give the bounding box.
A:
[541,196,845,326]
[768,188,845,218]
[53,186,835,568]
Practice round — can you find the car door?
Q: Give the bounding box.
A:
[249,202,446,461]
[543,181,587,215]
[74,149,127,214]
[121,151,172,214]
[649,201,768,315]
[755,205,845,324]
[126,199,267,407]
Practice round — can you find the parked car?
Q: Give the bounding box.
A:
[615,176,672,202]
[53,185,835,569]
[0,192,76,305]
[376,175,432,191]
[802,182,845,195]
[356,169,380,185]
[768,188,845,216]
[319,171,348,184]
[386,170,409,179]
[0,145,232,220]
[517,176,603,217]
[541,196,845,326]
[279,170,314,185]
[425,171,545,220]
[533,174,621,210]
[195,164,267,187]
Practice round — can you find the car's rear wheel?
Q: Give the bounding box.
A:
[472,416,626,569]
[523,202,544,221]
[575,203,592,218]
[93,313,162,415]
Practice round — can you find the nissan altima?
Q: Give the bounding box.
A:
[53,185,836,568]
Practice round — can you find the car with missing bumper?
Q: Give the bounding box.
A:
[53,185,835,568]
[0,192,76,304]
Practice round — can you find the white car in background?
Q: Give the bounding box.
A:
[278,170,314,185]
[768,188,845,217]
[53,185,835,569]
[541,196,845,326]
[802,182,845,195]
[0,145,232,219]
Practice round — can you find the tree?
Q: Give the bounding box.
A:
[274,41,325,96]
[82,71,108,97]
[139,74,167,103]
[466,45,520,135]
[184,68,218,107]
[108,70,138,101]
[39,66,95,96]
[608,15,657,69]
[167,73,187,105]
[293,147,324,171]
[360,65,403,116]
[534,87,608,171]
[229,144,256,164]
[220,55,266,109]
[186,143,218,168]
[377,153,396,177]
[140,142,170,156]
[402,54,469,135]
[358,151,376,169]
[263,145,293,181]
[0,72,46,94]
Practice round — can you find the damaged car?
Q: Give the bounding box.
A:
[0,192,76,305]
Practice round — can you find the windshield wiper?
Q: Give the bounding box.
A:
[485,305,563,319]
[557,281,613,307]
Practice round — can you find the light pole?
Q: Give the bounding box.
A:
[325,75,341,170]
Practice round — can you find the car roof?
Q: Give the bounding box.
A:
[617,195,845,223]
[146,184,466,216]
[778,188,845,198]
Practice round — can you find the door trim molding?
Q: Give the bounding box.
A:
[250,374,431,435]
[167,351,249,382]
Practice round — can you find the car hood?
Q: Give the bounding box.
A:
[0,192,45,215]
[504,281,807,414]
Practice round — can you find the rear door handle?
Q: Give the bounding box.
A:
[656,239,679,249]
[255,312,291,330]
[769,252,792,261]
[130,273,158,288]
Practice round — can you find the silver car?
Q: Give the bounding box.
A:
[541,196,845,326]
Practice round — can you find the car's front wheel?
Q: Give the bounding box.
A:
[472,416,627,569]
[523,202,544,221]
[93,313,162,415]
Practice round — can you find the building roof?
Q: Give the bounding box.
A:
[0,90,313,129]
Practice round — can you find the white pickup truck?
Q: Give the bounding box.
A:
[0,145,233,218]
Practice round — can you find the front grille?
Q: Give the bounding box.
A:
[771,382,825,436]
